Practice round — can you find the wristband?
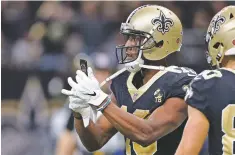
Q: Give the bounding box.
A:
[97,96,112,112]
[72,111,82,120]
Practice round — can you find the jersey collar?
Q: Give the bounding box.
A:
[221,68,235,74]
[127,70,167,102]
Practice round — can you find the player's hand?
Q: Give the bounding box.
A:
[68,95,95,127]
[62,67,108,107]
[68,90,89,111]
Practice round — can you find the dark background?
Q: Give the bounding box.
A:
[2,1,234,155]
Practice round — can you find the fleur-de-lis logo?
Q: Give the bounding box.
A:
[132,93,139,102]
[211,15,226,34]
[151,10,174,35]
[206,15,226,43]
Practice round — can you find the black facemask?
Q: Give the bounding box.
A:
[115,29,157,64]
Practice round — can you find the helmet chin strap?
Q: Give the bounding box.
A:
[124,50,144,73]
[99,63,180,88]
[140,64,182,73]
[99,59,182,88]
[123,51,186,74]
[216,60,220,69]
[216,46,224,69]
[139,64,167,71]
[124,50,181,73]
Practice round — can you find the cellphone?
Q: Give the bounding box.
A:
[80,59,88,76]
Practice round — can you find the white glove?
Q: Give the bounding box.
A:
[63,87,97,127]
[62,67,108,107]
[67,92,94,127]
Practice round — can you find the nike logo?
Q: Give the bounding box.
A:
[85,92,96,96]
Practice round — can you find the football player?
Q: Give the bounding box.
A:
[62,5,197,155]
[175,6,235,155]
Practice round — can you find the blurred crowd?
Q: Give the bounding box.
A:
[2,1,235,71]
[1,1,235,155]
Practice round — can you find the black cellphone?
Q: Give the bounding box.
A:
[80,59,88,76]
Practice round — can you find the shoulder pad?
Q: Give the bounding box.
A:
[165,67,196,99]
[185,70,222,100]
[166,66,196,87]
[166,66,197,77]
[191,69,222,84]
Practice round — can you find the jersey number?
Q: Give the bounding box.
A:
[121,106,157,155]
[200,70,222,80]
[222,104,235,155]
[169,66,197,76]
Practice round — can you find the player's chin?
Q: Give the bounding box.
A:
[124,57,133,63]
[126,56,138,62]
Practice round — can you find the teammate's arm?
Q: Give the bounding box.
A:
[175,106,209,155]
[74,95,118,152]
[56,129,77,155]
[102,96,187,146]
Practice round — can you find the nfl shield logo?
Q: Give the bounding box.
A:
[132,93,139,102]
[154,89,164,103]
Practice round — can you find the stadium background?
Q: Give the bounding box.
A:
[2,1,234,155]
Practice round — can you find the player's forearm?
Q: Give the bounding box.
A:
[175,143,201,155]
[175,107,209,155]
[103,102,186,146]
[74,119,106,152]
[102,102,153,146]
[56,130,76,155]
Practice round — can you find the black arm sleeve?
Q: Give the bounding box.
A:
[66,113,74,131]
[185,76,214,121]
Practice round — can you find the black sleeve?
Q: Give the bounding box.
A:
[66,113,74,131]
[168,74,195,99]
[185,76,213,121]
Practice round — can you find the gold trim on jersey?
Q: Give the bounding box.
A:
[221,104,235,155]
[127,70,167,102]
[121,105,157,154]
[221,68,235,74]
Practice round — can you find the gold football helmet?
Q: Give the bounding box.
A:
[115,4,183,72]
[205,5,235,67]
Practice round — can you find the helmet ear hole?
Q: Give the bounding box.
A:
[230,13,234,19]
[155,40,164,48]
[213,42,221,49]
